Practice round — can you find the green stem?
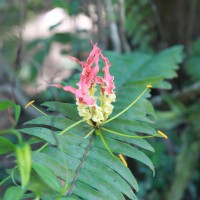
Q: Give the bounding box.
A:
[0,129,12,135]
[37,119,86,152]
[0,175,11,186]
[104,87,149,124]
[37,142,49,152]
[96,129,118,159]
[34,196,40,200]
[31,105,48,116]
[58,119,85,136]
[84,129,94,138]
[102,127,155,139]
[11,166,18,186]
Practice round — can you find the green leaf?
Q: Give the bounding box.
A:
[24,115,91,135]
[0,100,21,126]
[106,45,184,91]
[41,101,80,121]
[3,186,24,200]
[17,44,184,199]
[95,135,155,175]
[42,147,80,171]
[106,118,157,135]
[73,181,112,200]
[15,143,32,188]
[89,147,139,191]
[0,136,15,154]
[41,193,79,200]
[0,100,15,110]
[32,162,63,193]
[78,169,125,200]
[14,105,21,126]
[106,129,155,152]
[83,156,137,200]
[32,151,72,181]
[20,127,58,145]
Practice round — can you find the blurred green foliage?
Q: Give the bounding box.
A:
[185,37,200,81]
[0,45,183,199]
[0,0,200,199]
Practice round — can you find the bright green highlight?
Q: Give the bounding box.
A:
[96,129,118,160]
[58,119,85,135]
[102,127,155,139]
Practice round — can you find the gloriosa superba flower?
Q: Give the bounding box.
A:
[26,43,168,167]
[52,43,116,127]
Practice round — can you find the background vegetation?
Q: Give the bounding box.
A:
[0,0,199,199]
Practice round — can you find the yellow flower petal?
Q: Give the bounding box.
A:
[92,108,104,123]
[157,130,168,139]
[24,100,35,109]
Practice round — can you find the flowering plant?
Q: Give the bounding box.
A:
[50,43,167,164]
[0,43,183,200]
[52,43,116,127]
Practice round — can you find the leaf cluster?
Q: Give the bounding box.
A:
[0,45,184,199]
